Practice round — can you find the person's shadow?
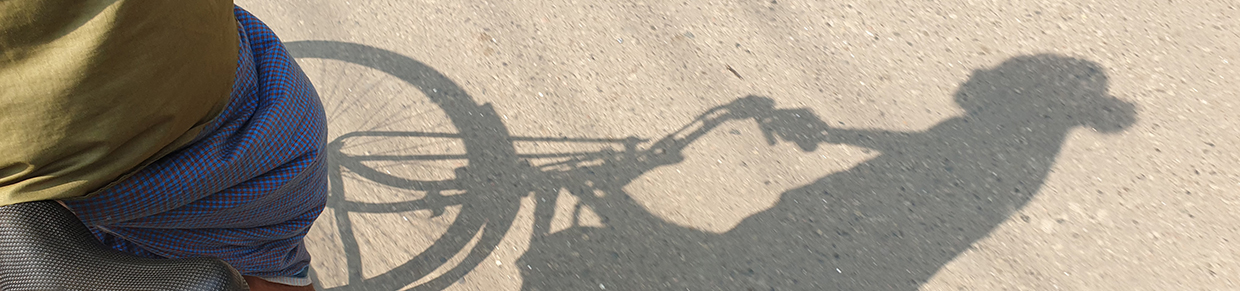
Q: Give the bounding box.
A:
[517,54,1138,290]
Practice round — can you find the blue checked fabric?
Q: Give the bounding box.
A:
[61,7,328,278]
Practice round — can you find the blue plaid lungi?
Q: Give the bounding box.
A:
[62,7,327,278]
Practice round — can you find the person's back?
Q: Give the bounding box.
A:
[0,0,236,205]
[1,1,327,290]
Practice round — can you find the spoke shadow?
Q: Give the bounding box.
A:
[289,41,528,291]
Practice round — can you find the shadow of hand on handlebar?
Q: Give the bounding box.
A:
[721,95,843,153]
[755,106,829,152]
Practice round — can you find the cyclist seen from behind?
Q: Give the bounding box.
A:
[1,1,326,290]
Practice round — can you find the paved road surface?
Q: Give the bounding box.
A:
[238,1,1238,290]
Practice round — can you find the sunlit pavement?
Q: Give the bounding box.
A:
[240,1,1239,290]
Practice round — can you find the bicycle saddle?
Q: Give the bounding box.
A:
[0,201,249,291]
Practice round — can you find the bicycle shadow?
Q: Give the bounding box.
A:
[289,40,1137,290]
[516,55,1137,290]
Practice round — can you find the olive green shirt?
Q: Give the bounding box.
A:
[0,0,238,205]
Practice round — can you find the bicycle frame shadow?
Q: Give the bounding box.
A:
[289,41,1138,290]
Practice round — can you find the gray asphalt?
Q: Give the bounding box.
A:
[239,1,1240,290]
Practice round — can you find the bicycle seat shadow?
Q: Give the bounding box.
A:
[0,201,248,291]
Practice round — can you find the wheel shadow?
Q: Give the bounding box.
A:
[289,41,528,291]
[288,41,1138,291]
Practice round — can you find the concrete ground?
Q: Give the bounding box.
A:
[238,0,1239,290]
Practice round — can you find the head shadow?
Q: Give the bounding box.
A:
[954,54,1136,133]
